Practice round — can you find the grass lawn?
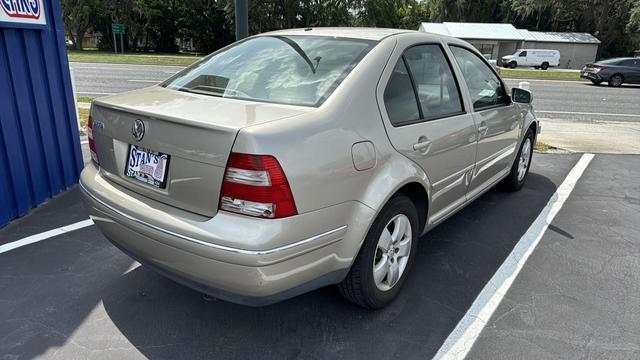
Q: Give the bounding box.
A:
[77,96,95,103]
[78,107,90,130]
[501,69,581,80]
[68,50,199,66]
[534,141,559,152]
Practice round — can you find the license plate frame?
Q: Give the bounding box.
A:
[125,145,170,189]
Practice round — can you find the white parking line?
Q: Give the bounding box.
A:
[0,219,94,254]
[536,110,640,118]
[434,153,595,360]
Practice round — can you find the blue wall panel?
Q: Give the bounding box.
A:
[0,0,83,227]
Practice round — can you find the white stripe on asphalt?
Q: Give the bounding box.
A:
[69,62,187,69]
[503,78,585,84]
[76,91,115,96]
[0,219,94,254]
[434,153,595,360]
[536,110,640,118]
[127,79,160,83]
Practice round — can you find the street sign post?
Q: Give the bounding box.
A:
[111,23,125,54]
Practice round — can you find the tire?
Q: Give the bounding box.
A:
[590,79,602,86]
[533,66,540,70]
[541,62,549,70]
[509,61,517,69]
[338,194,419,309]
[608,74,624,87]
[501,128,534,192]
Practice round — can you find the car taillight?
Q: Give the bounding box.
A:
[87,115,99,165]
[219,153,297,219]
[592,66,606,73]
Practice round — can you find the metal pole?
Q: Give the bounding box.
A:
[113,30,117,54]
[120,33,124,54]
[235,0,248,40]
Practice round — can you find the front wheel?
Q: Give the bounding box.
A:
[541,62,549,70]
[509,61,517,69]
[501,129,534,192]
[338,194,418,309]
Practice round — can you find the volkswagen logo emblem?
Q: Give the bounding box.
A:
[132,119,145,141]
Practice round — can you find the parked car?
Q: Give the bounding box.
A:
[80,28,538,309]
[501,49,560,70]
[581,57,640,86]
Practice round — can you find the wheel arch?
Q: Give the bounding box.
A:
[358,153,432,237]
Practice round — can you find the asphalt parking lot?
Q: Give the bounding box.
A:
[2,153,639,359]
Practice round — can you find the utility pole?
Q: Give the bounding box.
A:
[235,0,248,40]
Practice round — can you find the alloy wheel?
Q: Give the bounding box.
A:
[517,138,532,182]
[372,214,412,291]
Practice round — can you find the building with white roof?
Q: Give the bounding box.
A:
[419,22,600,69]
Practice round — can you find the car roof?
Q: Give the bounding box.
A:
[598,57,635,64]
[260,27,449,41]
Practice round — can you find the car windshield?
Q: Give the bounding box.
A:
[162,35,376,107]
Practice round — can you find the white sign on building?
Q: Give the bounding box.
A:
[0,0,47,27]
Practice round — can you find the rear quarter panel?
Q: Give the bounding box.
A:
[231,36,432,222]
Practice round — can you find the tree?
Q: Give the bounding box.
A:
[61,0,98,50]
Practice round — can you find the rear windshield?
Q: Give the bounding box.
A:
[162,35,377,107]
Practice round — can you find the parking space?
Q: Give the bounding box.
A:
[1,153,639,359]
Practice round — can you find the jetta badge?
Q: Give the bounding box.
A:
[132,119,145,141]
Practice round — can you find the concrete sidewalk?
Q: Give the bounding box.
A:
[538,118,640,154]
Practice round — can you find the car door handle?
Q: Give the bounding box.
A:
[477,125,489,136]
[413,140,432,153]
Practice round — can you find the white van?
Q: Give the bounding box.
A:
[501,49,560,70]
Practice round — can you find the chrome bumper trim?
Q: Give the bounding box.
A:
[79,181,347,256]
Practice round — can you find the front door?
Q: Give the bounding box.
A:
[448,45,522,200]
[378,39,477,224]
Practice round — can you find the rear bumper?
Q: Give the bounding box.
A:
[581,71,602,81]
[80,164,375,305]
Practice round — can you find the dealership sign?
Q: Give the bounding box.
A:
[0,0,47,27]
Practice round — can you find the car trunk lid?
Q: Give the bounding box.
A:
[90,86,312,217]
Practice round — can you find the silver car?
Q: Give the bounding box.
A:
[80,28,538,308]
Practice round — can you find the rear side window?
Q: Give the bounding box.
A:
[383,60,421,126]
[620,59,640,67]
[163,35,376,107]
[450,46,509,110]
[403,45,464,120]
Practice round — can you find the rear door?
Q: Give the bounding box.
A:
[378,37,477,223]
[448,45,522,200]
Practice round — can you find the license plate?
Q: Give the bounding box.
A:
[125,145,170,188]
[583,72,589,76]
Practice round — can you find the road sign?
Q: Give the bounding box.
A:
[111,23,125,34]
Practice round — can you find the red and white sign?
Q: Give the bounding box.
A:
[0,0,47,26]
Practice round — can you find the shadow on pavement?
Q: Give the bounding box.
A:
[99,173,559,359]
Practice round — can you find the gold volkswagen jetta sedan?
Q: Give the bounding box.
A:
[80,28,538,308]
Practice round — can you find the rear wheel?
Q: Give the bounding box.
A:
[509,61,517,69]
[541,62,549,70]
[501,129,534,192]
[338,194,418,309]
[590,79,602,86]
[608,74,624,87]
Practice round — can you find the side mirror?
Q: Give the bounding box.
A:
[512,87,532,104]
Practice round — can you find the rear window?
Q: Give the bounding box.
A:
[162,35,376,107]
